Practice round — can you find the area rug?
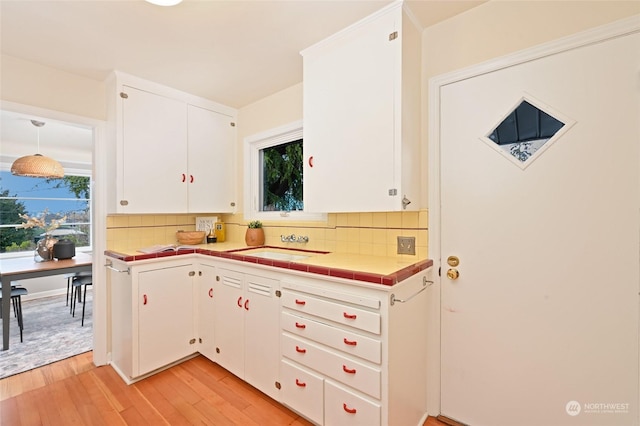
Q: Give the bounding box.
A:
[0,291,92,379]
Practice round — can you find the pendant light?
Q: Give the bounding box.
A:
[10,120,64,178]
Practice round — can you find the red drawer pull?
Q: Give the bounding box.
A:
[342,365,356,374]
[295,346,307,354]
[244,299,249,311]
[237,296,243,308]
[343,403,357,414]
[181,173,186,183]
[295,379,306,387]
[143,294,148,305]
[295,322,306,329]
[208,288,213,298]
[343,312,357,319]
[295,299,306,305]
[343,338,357,346]
[190,174,194,183]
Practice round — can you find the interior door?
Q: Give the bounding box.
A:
[439,32,640,426]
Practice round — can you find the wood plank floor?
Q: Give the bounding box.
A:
[0,352,448,425]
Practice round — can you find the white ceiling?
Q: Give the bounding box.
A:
[0,0,484,159]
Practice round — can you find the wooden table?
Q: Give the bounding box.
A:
[0,252,92,350]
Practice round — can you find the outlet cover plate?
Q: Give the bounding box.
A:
[397,236,416,255]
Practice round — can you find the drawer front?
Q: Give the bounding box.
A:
[280,360,324,425]
[282,333,381,399]
[282,311,381,364]
[325,380,381,426]
[282,291,381,335]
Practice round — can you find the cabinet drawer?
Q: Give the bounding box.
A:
[282,311,381,364]
[282,333,381,399]
[325,380,381,426]
[282,291,380,335]
[280,359,324,425]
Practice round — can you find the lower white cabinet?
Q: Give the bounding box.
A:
[197,262,217,361]
[213,267,280,400]
[279,272,428,426]
[109,258,199,382]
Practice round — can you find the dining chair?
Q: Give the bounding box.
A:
[66,271,92,309]
[71,274,92,326]
[0,285,28,342]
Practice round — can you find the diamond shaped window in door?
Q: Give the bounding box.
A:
[481,96,574,169]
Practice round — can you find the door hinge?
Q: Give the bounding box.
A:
[189,338,196,345]
[275,290,282,298]
[230,122,236,127]
[275,381,281,390]
[199,338,202,343]
[389,189,398,196]
[216,347,220,354]
[120,92,128,99]
[189,271,196,277]
[438,266,441,277]
[389,31,398,41]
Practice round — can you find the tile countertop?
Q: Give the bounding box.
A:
[104,244,433,286]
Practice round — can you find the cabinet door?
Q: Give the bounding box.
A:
[213,268,245,378]
[243,274,280,400]
[303,10,398,212]
[138,264,195,376]
[121,86,188,213]
[187,105,236,213]
[198,263,216,361]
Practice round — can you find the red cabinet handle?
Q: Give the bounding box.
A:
[308,156,314,167]
[342,365,356,374]
[181,173,186,182]
[244,299,249,311]
[295,379,306,387]
[143,294,147,305]
[295,346,307,354]
[190,174,194,183]
[343,403,357,414]
[295,322,306,329]
[295,299,306,306]
[208,288,213,298]
[343,338,357,346]
[237,296,243,308]
[343,312,357,319]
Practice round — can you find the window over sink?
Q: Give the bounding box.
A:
[244,120,325,222]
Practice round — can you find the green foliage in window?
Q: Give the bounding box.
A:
[47,176,91,199]
[0,189,35,251]
[262,139,303,211]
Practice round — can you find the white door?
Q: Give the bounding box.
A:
[439,31,640,425]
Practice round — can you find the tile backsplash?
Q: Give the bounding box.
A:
[106,210,428,259]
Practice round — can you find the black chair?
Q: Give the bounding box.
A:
[0,285,28,342]
[71,275,92,326]
[66,271,92,308]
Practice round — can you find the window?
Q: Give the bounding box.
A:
[0,170,91,254]
[244,120,325,221]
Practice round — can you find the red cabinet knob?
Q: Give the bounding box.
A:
[308,156,314,167]
[295,322,306,329]
[143,294,148,305]
[244,299,249,311]
[343,312,357,319]
[295,299,306,306]
[208,288,213,298]
[342,365,356,374]
[343,338,357,346]
[295,379,306,387]
[295,346,307,354]
[237,296,243,308]
[343,403,357,414]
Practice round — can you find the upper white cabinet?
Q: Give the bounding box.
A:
[106,72,237,214]
[301,1,421,212]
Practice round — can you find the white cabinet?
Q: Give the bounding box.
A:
[106,71,237,214]
[301,2,421,212]
[109,258,198,382]
[279,271,428,426]
[213,267,280,400]
[197,261,217,361]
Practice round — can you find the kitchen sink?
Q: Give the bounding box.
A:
[237,248,327,262]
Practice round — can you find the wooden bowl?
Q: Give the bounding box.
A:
[176,231,206,245]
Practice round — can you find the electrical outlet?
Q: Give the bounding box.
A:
[196,216,218,234]
[397,236,416,255]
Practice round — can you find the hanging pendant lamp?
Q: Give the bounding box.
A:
[11,120,64,178]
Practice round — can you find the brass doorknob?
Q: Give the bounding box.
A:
[447,269,459,280]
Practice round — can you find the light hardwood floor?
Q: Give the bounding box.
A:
[0,352,448,425]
